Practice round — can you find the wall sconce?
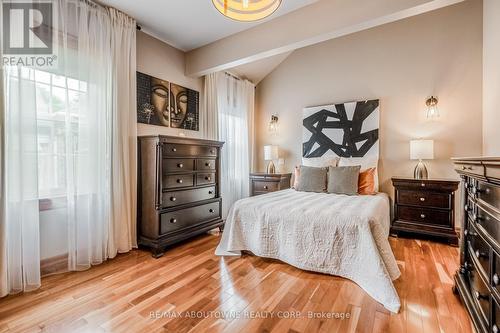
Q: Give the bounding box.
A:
[426,96,439,118]
[268,115,279,135]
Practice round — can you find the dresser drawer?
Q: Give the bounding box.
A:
[163,174,195,189]
[197,172,215,186]
[493,251,500,300]
[475,204,500,245]
[397,190,450,209]
[162,186,216,208]
[163,158,195,173]
[467,223,491,281]
[467,265,490,326]
[397,206,451,226]
[454,162,484,177]
[253,180,279,193]
[197,159,216,171]
[477,181,500,211]
[493,298,500,333]
[160,201,220,235]
[163,144,217,157]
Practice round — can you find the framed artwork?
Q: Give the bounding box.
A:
[136,72,199,131]
[302,99,380,158]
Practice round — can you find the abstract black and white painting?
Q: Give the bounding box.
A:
[303,100,379,159]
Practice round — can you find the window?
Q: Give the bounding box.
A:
[7,67,87,199]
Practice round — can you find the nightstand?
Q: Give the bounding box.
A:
[391,177,460,245]
[249,173,292,196]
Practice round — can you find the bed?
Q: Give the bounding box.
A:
[215,189,401,313]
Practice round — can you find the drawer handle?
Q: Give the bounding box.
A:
[420,214,426,219]
[419,197,425,202]
[493,273,500,286]
[474,291,487,300]
[210,149,215,154]
[170,218,177,224]
[205,162,211,167]
[170,197,176,202]
[172,147,177,152]
[475,249,487,259]
[205,176,211,181]
[264,186,268,190]
[208,190,214,195]
[177,179,183,184]
[465,229,478,237]
[464,261,472,271]
[177,163,184,168]
[421,183,425,187]
[209,208,215,213]
[462,166,473,171]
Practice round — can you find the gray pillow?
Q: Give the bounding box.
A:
[327,166,361,195]
[296,166,327,193]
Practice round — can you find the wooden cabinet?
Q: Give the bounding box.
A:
[452,157,500,333]
[137,135,224,257]
[391,177,459,245]
[249,173,291,196]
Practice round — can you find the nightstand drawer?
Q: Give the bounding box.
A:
[397,190,451,209]
[397,206,451,226]
[253,181,279,192]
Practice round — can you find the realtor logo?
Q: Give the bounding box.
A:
[2,1,56,68]
[2,2,53,54]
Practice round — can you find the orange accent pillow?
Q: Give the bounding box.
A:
[358,168,377,195]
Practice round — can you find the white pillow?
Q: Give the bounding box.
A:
[338,156,379,191]
[302,156,340,168]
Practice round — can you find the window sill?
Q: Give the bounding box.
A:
[39,196,67,212]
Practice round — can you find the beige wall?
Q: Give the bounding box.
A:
[255,0,483,197]
[483,0,500,156]
[136,31,204,138]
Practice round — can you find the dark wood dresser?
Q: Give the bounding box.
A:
[137,135,224,257]
[453,157,500,333]
[391,177,459,245]
[249,173,291,196]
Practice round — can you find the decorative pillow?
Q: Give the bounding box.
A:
[302,156,340,168]
[327,166,361,195]
[358,167,377,195]
[338,156,379,191]
[293,166,300,189]
[296,166,327,193]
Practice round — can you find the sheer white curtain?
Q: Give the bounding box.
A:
[1,0,136,296]
[202,73,219,140]
[216,73,255,218]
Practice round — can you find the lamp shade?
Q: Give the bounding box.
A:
[264,145,279,160]
[410,139,434,160]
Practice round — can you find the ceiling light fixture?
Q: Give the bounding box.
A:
[212,0,282,22]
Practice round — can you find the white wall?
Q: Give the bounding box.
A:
[255,0,483,197]
[483,0,500,156]
[136,31,205,139]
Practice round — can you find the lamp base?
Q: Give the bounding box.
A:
[414,160,428,179]
[266,161,276,174]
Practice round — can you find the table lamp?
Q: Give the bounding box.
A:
[410,139,434,179]
[264,145,279,174]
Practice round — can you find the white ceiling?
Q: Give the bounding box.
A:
[99,0,318,51]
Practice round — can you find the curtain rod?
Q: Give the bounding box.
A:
[225,72,241,81]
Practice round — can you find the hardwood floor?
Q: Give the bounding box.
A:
[0,233,472,333]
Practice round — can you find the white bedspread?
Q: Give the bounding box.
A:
[215,189,401,313]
